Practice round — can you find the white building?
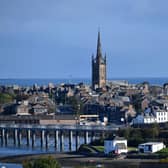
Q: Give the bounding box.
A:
[154,110,168,123]
[133,109,168,125]
[138,142,165,153]
[15,101,30,116]
[104,136,128,154]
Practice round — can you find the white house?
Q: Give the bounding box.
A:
[104,136,128,154]
[154,110,168,123]
[138,142,165,153]
[15,101,30,116]
[133,109,168,125]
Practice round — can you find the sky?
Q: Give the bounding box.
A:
[0,0,168,79]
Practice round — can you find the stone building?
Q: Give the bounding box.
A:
[15,101,29,115]
[92,31,106,90]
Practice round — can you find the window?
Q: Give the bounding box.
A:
[148,145,152,152]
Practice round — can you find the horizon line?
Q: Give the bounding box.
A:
[0,77,168,80]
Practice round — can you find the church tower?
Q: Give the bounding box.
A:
[92,31,106,90]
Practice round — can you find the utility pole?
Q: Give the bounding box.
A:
[76,103,80,125]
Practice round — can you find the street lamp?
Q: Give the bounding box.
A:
[76,104,80,125]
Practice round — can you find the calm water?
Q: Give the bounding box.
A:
[0,77,168,86]
[0,135,92,156]
[0,135,93,168]
[0,163,22,168]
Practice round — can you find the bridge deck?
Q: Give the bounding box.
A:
[0,124,119,131]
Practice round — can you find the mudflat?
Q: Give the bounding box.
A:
[0,153,167,168]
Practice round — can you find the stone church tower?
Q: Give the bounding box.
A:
[92,31,106,90]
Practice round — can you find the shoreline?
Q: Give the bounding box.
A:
[0,152,166,168]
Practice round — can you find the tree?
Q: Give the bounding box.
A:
[67,96,84,115]
[0,93,14,104]
[67,96,78,112]
[131,94,143,114]
[23,156,61,168]
[128,129,144,147]
[15,94,29,101]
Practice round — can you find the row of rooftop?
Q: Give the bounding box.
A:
[1,81,168,125]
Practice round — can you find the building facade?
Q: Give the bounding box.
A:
[104,136,128,154]
[92,31,106,90]
[138,142,165,153]
[133,109,168,125]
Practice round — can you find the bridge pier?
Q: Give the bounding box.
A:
[84,131,89,144]
[69,130,73,151]
[41,130,45,148]
[75,131,80,151]
[32,130,36,148]
[17,130,21,147]
[54,130,59,150]
[4,129,8,147]
[1,128,5,146]
[60,131,64,152]
[26,129,31,147]
[13,129,18,146]
[45,131,49,149]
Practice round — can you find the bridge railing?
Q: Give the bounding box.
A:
[0,123,119,131]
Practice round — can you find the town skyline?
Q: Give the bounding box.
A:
[1,0,168,79]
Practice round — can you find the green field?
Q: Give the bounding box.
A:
[93,146,104,152]
[157,148,168,154]
[128,147,138,151]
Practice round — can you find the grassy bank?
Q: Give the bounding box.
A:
[0,153,163,168]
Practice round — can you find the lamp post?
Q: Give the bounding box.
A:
[76,104,80,126]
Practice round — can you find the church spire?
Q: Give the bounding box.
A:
[92,30,106,90]
[96,30,102,60]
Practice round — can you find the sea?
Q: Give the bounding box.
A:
[0,77,168,86]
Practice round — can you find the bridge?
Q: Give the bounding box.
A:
[0,124,119,152]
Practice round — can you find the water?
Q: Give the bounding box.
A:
[0,135,92,156]
[0,163,22,168]
[0,77,168,86]
[0,78,90,87]
[0,135,93,168]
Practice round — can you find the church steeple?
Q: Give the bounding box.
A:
[92,31,107,90]
[96,31,102,60]
[104,52,106,64]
